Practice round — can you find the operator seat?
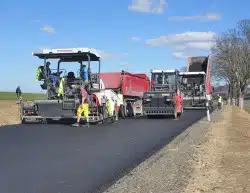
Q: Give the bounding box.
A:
[67,71,76,85]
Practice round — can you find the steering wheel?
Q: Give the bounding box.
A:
[91,73,98,83]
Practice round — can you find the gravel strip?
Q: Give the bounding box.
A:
[104,109,223,193]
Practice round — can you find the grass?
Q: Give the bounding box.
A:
[0,92,46,101]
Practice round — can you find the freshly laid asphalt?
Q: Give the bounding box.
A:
[0,110,206,193]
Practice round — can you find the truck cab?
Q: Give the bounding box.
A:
[142,69,183,119]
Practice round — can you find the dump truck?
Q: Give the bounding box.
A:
[142,69,183,119]
[20,48,120,124]
[179,56,213,109]
[99,71,150,118]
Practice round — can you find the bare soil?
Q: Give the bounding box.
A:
[184,106,250,193]
[0,100,20,126]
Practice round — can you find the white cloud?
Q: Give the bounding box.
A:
[95,50,128,60]
[34,19,41,23]
[128,0,166,14]
[131,36,141,41]
[172,52,187,59]
[168,12,221,22]
[40,25,56,34]
[146,31,216,59]
[146,31,216,49]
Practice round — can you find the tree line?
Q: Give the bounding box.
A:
[212,19,250,108]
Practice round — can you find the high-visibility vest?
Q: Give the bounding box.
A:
[36,66,43,82]
[107,98,112,116]
[218,96,222,103]
[58,78,65,97]
[77,103,89,118]
[118,94,123,105]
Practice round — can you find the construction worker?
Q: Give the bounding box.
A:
[72,99,89,127]
[100,94,114,118]
[36,66,44,82]
[118,92,125,119]
[46,62,52,75]
[218,94,222,110]
[57,77,65,98]
[81,64,89,83]
[107,97,113,116]
[16,86,22,100]
[174,89,183,118]
[72,86,89,127]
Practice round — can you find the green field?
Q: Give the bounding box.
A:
[0,92,46,101]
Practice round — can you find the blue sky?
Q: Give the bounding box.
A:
[0,0,249,92]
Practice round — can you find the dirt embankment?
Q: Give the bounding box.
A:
[0,101,20,126]
[185,107,250,193]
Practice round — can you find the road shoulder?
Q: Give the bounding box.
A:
[185,106,250,193]
[0,100,20,126]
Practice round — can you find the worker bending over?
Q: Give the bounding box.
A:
[72,86,89,127]
[72,99,89,127]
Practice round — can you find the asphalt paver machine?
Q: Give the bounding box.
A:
[142,69,183,119]
[179,56,213,110]
[20,48,120,124]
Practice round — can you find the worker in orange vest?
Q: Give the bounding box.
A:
[174,90,183,117]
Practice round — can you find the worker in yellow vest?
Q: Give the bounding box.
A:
[35,66,44,82]
[72,99,89,127]
[72,86,89,127]
[107,98,113,116]
[217,94,222,110]
[118,93,125,119]
[58,78,65,98]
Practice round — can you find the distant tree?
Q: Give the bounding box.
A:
[179,66,187,72]
[211,19,250,108]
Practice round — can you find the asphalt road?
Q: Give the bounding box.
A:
[0,110,206,193]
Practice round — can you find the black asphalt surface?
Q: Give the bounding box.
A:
[0,110,206,193]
